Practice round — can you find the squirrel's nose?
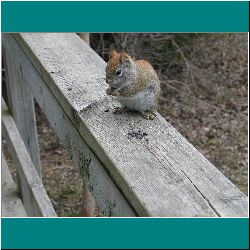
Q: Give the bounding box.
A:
[106,79,112,84]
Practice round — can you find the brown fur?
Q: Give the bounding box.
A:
[106,51,160,97]
[106,50,161,119]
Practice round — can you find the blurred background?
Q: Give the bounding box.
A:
[2,33,248,216]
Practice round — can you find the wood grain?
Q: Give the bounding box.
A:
[2,34,136,217]
[3,33,248,217]
[3,45,41,177]
[1,154,27,217]
[2,99,57,217]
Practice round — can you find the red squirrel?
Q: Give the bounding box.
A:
[106,50,161,120]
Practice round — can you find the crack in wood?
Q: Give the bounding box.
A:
[180,169,221,217]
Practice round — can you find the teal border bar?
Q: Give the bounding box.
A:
[1,1,249,32]
[1,218,249,249]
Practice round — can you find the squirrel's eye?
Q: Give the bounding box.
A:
[115,69,122,76]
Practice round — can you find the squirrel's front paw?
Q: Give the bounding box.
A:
[106,87,113,95]
[142,111,156,120]
[113,106,128,114]
[106,87,119,96]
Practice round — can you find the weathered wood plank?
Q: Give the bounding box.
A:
[1,154,27,217]
[5,33,248,217]
[2,99,57,217]
[2,46,41,177]
[2,34,136,217]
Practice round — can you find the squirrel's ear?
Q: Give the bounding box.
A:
[120,53,130,64]
[109,49,118,59]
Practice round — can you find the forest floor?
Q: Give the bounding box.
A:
[2,33,248,216]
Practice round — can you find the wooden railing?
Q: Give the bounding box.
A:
[1,33,248,217]
[2,99,56,216]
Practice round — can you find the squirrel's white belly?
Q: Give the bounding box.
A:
[117,89,156,112]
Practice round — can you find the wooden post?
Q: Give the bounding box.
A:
[2,47,41,177]
[1,154,27,217]
[80,182,96,217]
[2,99,57,216]
[77,33,90,45]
